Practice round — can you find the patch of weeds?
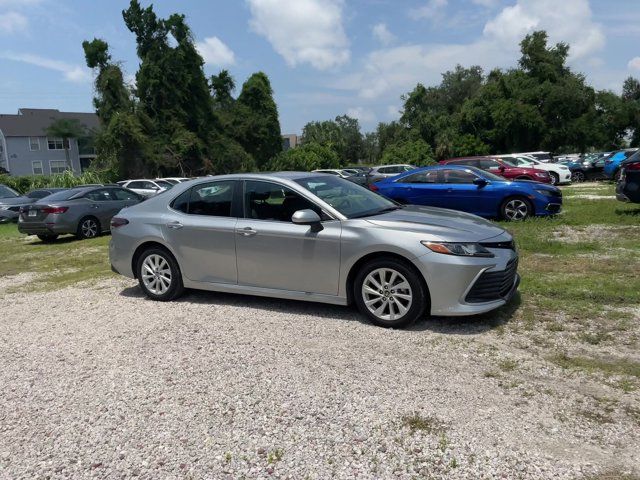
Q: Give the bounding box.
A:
[402,413,445,435]
[438,433,449,452]
[578,409,614,425]
[483,371,500,379]
[449,457,459,469]
[545,321,565,332]
[580,331,613,345]
[267,448,284,464]
[613,379,637,393]
[624,405,640,424]
[498,358,519,372]
[548,352,640,378]
[224,452,232,463]
[585,470,640,480]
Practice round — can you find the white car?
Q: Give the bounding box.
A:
[158,177,190,185]
[369,164,416,178]
[312,169,352,178]
[496,155,572,185]
[119,179,174,198]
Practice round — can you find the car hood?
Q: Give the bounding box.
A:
[0,196,31,206]
[363,205,508,242]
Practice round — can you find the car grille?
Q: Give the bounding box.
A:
[479,240,515,250]
[466,259,518,303]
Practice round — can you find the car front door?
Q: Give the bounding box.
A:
[391,170,444,206]
[235,180,341,296]
[440,169,491,215]
[162,180,239,284]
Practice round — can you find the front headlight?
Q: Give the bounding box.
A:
[421,241,494,257]
[535,189,554,197]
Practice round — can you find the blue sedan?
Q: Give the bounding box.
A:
[604,149,639,180]
[372,165,562,221]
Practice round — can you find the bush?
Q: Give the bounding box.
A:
[265,142,340,171]
[0,171,112,194]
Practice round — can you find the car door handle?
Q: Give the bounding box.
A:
[237,227,257,237]
[90,204,100,209]
[166,221,183,230]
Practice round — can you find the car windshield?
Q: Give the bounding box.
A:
[296,176,399,219]
[500,158,517,166]
[0,185,19,198]
[155,180,174,189]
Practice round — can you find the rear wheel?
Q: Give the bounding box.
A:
[37,234,58,242]
[500,197,533,221]
[77,217,100,239]
[354,258,428,328]
[549,172,559,185]
[136,248,184,301]
[571,171,585,183]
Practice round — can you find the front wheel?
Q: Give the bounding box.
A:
[500,197,533,221]
[549,172,559,185]
[136,248,184,301]
[571,171,585,183]
[354,258,428,328]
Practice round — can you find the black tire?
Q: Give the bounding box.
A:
[571,171,585,183]
[136,247,185,301]
[613,169,621,182]
[76,216,100,239]
[500,196,533,221]
[353,257,428,328]
[37,234,58,242]
[549,172,559,185]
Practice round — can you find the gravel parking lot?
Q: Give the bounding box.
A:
[1,276,638,479]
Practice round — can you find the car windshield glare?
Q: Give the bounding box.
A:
[295,176,397,218]
[0,185,19,198]
[468,167,504,182]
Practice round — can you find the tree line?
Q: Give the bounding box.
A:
[85,2,640,177]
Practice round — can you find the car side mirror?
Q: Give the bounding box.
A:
[473,178,488,188]
[292,209,321,225]
[498,165,506,172]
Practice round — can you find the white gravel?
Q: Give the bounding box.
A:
[1,278,638,479]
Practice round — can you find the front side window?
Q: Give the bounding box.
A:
[111,188,140,201]
[187,181,236,217]
[32,160,43,175]
[245,180,320,222]
[479,159,500,170]
[47,137,64,150]
[85,189,113,202]
[49,160,69,174]
[442,169,478,184]
[296,176,397,219]
[29,137,40,151]
[400,170,439,184]
[27,190,50,199]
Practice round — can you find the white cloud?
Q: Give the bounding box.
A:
[340,0,605,100]
[346,106,375,123]
[409,0,448,20]
[0,11,28,34]
[628,57,640,72]
[471,0,500,7]
[387,105,400,119]
[247,0,349,70]
[372,22,395,46]
[0,52,91,83]
[196,36,236,67]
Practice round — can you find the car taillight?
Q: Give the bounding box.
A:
[626,162,640,171]
[42,206,68,214]
[369,183,379,192]
[111,217,129,228]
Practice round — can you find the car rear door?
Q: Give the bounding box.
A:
[162,181,239,284]
[235,180,341,296]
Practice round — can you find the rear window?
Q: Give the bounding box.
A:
[0,185,19,198]
[39,188,85,202]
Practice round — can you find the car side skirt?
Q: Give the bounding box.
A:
[182,278,349,306]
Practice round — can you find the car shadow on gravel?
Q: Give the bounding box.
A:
[119,285,521,333]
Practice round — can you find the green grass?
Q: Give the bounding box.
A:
[548,352,640,378]
[401,413,445,434]
[0,223,114,292]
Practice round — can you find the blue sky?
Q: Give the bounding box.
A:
[1,0,639,134]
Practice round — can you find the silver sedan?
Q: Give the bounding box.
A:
[109,173,519,328]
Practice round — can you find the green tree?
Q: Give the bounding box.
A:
[380,139,435,166]
[46,119,87,171]
[236,72,282,169]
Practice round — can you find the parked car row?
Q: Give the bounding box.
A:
[616,154,640,204]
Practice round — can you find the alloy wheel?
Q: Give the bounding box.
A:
[141,254,172,295]
[571,171,585,183]
[361,268,413,321]
[504,199,529,221]
[81,219,98,238]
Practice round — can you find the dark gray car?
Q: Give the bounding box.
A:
[18,186,143,242]
[0,188,67,223]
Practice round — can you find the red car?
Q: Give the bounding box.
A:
[439,157,553,184]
